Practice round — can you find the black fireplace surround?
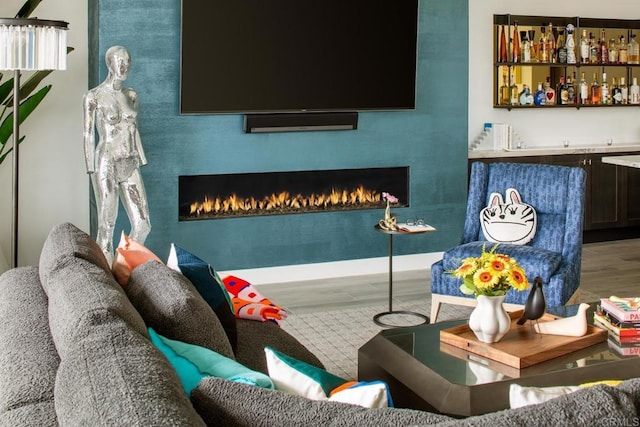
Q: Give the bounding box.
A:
[179,167,409,221]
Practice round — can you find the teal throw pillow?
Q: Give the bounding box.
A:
[149,328,274,395]
[167,244,238,351]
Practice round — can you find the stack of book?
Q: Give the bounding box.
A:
[594,297,640,356]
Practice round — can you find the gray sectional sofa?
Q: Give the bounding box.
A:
[1,222,639,426]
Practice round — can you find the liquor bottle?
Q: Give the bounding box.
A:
[547,23,556,63]
[600,29,609,64]
[620,77,629,105]
[619,36,628,64]
[580,29,590,64]
[566,74,576,104]
[521,31,531,63]
[499,74,509,105]
[544,77,556,105]
[630,77,640,104]
[519,84,534,106]
[566,24,576,64]
[557,76,569,105]
[534,82,546,106]
[528,30,537,63]
[611,77,623,104]
[580,72,589,104]
[499,25,508,62]
[557,29,567,63]
[589,32,599,64]
[512,21,520,63]
[590,73,601,105]
[509,74,519,105]
[608,38,618,64]
[601,72,610,105]
[629,34,640,64]
[539,26,548,63]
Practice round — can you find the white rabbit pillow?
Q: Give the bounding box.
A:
[480,188,537,245]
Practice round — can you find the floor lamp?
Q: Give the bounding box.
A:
[0,18,68,268]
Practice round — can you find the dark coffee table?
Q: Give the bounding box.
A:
[358,303,640,417]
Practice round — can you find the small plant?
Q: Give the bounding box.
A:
[450,244,530,298]
[381,192,398,205]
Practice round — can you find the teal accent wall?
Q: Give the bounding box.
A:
[88,0,469,269]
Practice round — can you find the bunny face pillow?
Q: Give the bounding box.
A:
[480,188,537,245]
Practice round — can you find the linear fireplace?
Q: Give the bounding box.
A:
[179,167,409,221]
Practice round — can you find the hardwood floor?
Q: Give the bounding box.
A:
[259,238,640,314]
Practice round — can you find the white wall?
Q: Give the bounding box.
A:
[469,1,640,149]
[0,0,88,271]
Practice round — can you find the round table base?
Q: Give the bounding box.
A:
[373,310,429,327]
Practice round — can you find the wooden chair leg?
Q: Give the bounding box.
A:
[430,296,442,323]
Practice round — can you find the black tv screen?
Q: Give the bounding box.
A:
[180,0,419,114]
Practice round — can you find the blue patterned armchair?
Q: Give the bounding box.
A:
[430,161,586,322]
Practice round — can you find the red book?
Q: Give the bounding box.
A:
[600,298,640,322]
[609,334,640,345]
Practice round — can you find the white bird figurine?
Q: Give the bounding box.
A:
[534,303,589,337]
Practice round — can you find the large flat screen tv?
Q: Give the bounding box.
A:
[180,0,419,114]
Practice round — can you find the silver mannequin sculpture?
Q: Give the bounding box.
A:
[83,46,151,264]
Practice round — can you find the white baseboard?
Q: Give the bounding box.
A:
[219,251,443,285]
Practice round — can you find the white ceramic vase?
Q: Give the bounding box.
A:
[468,295,511,343]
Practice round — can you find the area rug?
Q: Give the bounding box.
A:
[281,291,601,381]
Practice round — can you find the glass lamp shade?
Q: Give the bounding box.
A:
[0,18,68,71]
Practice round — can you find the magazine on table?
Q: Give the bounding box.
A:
[396,223,436,233]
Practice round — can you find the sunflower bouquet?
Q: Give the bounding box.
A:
[451,245,529,298]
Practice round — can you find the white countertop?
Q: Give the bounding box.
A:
[469,144,640,159]
[602,155,640,168]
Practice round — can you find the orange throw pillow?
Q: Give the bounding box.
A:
[112,231,162,286]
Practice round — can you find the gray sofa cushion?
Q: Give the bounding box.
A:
[191,377,453,426]
[0,267,58,425]
[235,319,324,374]
[39,223,110,293]
[0,401,57,427]
[432,378,640,427]
[126,260,234,359]
[45,259,148,358]
[54,309,205,426]
[43,239,205,425]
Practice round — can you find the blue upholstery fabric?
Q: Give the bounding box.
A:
[432,162,586,306]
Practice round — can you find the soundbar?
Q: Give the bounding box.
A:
[244,112,358,133]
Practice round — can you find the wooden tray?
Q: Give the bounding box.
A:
[440,310,607,369]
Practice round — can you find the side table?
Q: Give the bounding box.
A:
[373,223,435,327]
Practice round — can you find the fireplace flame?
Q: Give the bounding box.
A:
[189,185,384,218]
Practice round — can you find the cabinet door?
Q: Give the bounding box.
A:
[588,154,623,230]
[623,163,640,226]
